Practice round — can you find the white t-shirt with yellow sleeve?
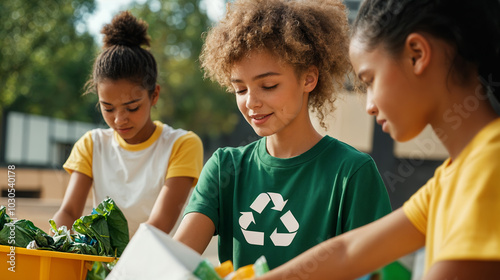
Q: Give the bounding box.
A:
[403,118,500,274]
[63,121,203,235]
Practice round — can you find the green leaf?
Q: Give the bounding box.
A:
[0,219,48,248]
[96,198,129,256]
[73,198,129,257]
[0,206,12,230]
[0,198,128,259]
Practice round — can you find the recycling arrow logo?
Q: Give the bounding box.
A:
[239,192,299,247]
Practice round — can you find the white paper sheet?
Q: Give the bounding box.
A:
[106,223,203,280]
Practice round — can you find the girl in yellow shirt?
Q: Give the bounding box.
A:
[260,0,500,279]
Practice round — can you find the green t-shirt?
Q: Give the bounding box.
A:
[184,136,391,269]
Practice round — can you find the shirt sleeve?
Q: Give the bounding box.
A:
[340,157,392,233]
[166,131,204,186]
[402,178,433,236]
[183,149,222,233]
[63,131,93,178]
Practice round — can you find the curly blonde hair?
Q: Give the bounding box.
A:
[200,0,351,128]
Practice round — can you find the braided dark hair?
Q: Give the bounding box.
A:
[85,11,157,96]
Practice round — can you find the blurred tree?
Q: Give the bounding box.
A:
[131,0,239,138]
[0,0,101,123]
[1,0,241,141]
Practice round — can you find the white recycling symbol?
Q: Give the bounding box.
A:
[239,192,299,247]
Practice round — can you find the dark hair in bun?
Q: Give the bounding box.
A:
[85,11,157,95]
[102,11,150,48]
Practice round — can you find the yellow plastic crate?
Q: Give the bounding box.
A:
[0,244,115,280]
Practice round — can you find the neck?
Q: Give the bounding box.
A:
[125,119,156,144]
[266,114,323,158]
[431,85,498,160]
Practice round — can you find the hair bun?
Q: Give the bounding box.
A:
[101,11,151,48]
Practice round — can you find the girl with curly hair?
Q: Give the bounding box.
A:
[174,0,391,270]
[52,11,203,237]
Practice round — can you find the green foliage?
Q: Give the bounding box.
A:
[86,260,117,280]
[131,0,239,138]
[0,198,128,258]
[0,0,100,123]
[46,220,98,255]
[0,218,49,248]
[1,0,240,139]
[73,214,112,256]
[0,206,11,229]
[72,198,129,257]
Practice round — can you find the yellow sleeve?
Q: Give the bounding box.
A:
[63,131,93,178]
[402,176,435,235]
[166,131,204,186]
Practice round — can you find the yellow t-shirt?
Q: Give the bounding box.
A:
[403,118,500,273]
[63,121,204,234]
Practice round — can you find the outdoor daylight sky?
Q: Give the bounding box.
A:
[85,0,225,42]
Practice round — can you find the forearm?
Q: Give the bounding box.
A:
[259,209,425,280]
[147,177,193,234]
[173,212,215,255]
[52,171,92,233]
[258,234,370,280]
[146,203,182,234]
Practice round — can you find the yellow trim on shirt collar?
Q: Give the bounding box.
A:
[114,121,164,151]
